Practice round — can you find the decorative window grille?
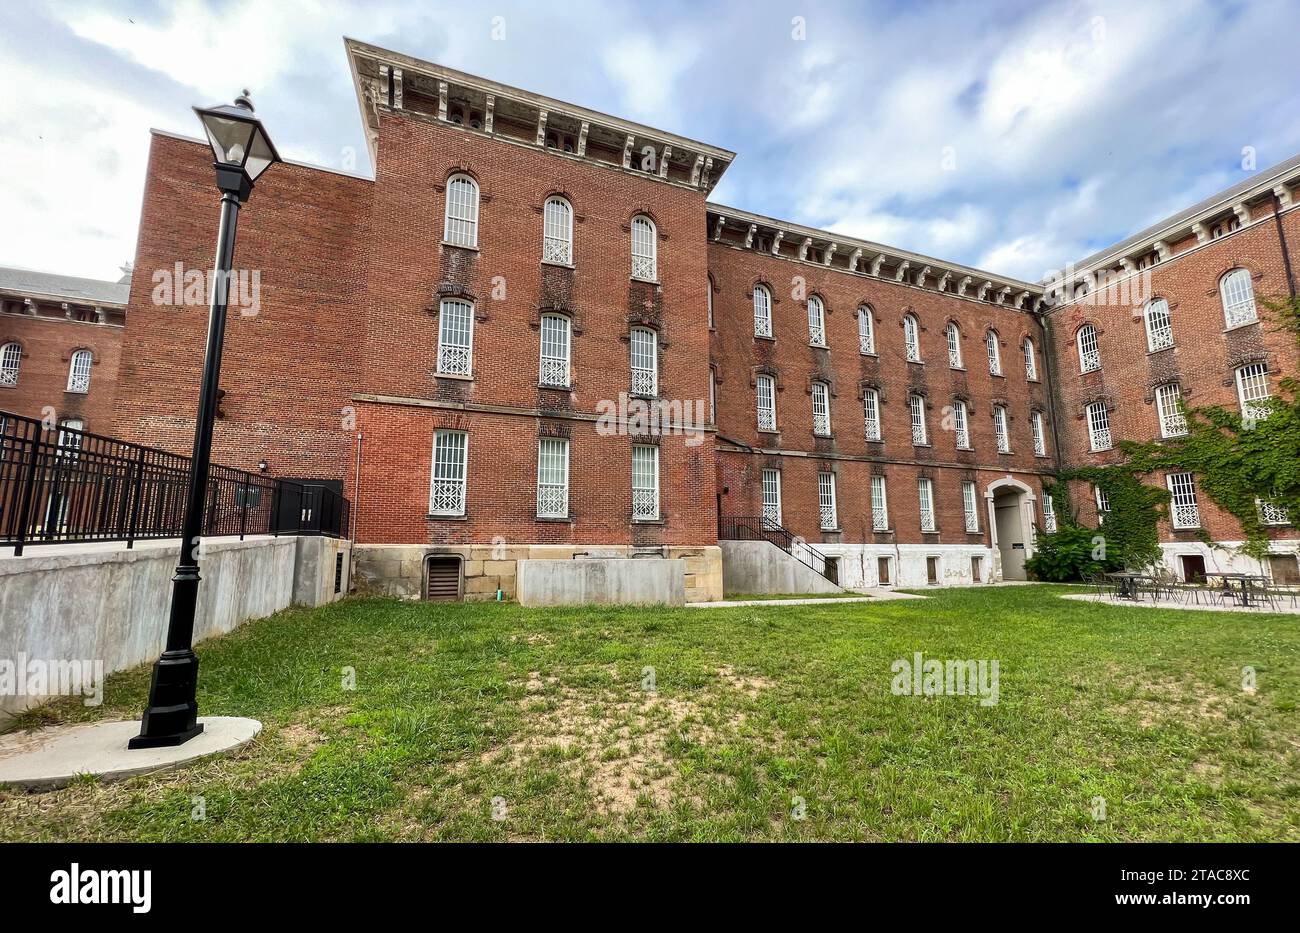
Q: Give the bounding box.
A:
[1087,402,1112,451]
[707,279,714,329]
[1257,498,1289,525]
[811,381,831,436]
[0,342,20,387]
[962,481,979,533]
[1077,324,1100,372]
[993,405,1010,453]
[429,430,468,515]
[631,215,657,281]
[1031,410,1047,455]
[1155,383,1187,437]
[903,314,921,362]
[910,394,927,445]
[1042,493,1057,533]
[443,174,479,247]
[1167,472,1201,529]
[858,307,875,354]
[986,330,1001,375]
[918,477,936,532]
[629,327,658,396]
[756,374,777,431]
[952,401,970,449]
[1144,298,1173,351]
[1235,363,1271,421]
[761,468,782,526]
[863,388,881,441]
[871,475,888,530]
[1094,484,1111,517]
[436,299,474,376]
[539,313,571,387]
[754,286,773,338]
[946,323,962,368]
[1220,268,1257,327]
[66,349,92,393]
[1023,338,1038,380]
[536,437,569,518]
[631,444,659,520]
[542,196,573,264]
[807,295,826,346]
[818,471,838,530]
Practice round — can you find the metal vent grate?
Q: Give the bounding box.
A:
[425,556,463,601]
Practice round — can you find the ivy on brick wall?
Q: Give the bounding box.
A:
[1030,294,1300,577]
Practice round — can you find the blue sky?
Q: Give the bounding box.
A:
[2,0,1298,282]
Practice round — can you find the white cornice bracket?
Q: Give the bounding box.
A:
[712,216,725,241]
[894,260,910,282]
[690,154,704,186]
[1015,290,1030,308]
[392,68,402,108]
[1232,203,1250,226]
[996,286,1011,304]
[958,275,972,297]
[848,247,863,272]
[977,281,992,301]
[1191,221,1207,244]
[701,157,714,189]
[771,230,784,255]
[621,135,635,169]
[744,224,757,249]
[658,145,672,179]
[870,254,886,276]
[437,81,448,121]
[485,95,495,134]
[914,265,930,286]
[1275,185,1293,208]
[1153,240,1171,261]
[936,271,951,292]
[823,243,837,266]
[535,109,548,146]
[798,237,813,261]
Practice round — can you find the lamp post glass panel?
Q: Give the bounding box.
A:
[129,92,280,750]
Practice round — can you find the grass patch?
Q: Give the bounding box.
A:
[2,585,1297,841]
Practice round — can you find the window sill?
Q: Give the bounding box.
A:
[757,429,780,436]
[956,445,973,452]
[441,241,479,253]
[631,517,665,525]
[538,382,572,391]
[754,334,776,342]
[541,260,575,270]
[949,365,966,372]
[906,359,924,365]
[813,433,833,440]
[865,437,884,444]
[913,442,932,449]
[989,373,1005,379]
[820,527,841,534]
[435,371,474,382]
[809,343,828,350]
[427,512,468,521]
[631,276,660,286]
[64,390,89,396]
[1223,320,1259,334]
[1147,345,1175,356]
[1034,452,1051,458]
[860,351,878,358]
[535,515,572,523]
[921,529,940,535]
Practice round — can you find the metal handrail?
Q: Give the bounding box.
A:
[719,514,837,584]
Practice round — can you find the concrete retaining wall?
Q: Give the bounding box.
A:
[720,541,845,596]
[516,558,685,607]
[0,535,350,720]
[354,543,722,602]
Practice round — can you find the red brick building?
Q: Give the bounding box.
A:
[102,39,1300,597]
[1043,156,1300,583]
[0,267,129,438]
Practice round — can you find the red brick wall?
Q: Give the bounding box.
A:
[1045,202,1300,542]
[707,241,1054,544]
[0,312,122,433]
[112,132,373,482]
[347,108,717,546]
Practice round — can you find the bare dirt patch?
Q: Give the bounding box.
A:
[1110,674,1234,728]
[717,665,775,697]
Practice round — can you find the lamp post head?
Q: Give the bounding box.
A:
[194,90,281,200]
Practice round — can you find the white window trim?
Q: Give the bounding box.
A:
[629,326,658,396]
[986,331,1002,375]
[66,349,92,394]
[1167,472,1201,529]
[807,296,826,347]
[1220,268,1257,328]
[993,405,1011,453]
[918,477,936,533]
[542,196,573,265]
[631,444,660,520]
[952,401,970,449]
[946,323,962,369]
[0,341,21,387]
[858,306,875,354]
[863,388,881,441]
[962,480,979,533]
[631,215,657,282]
[754,286,773,338]
[443,173,480,248]
[1155,383,1187,438]
[536,437,570,518]
[818,471,838,530]
[1042,493,1058,533]
[1144,298,1174,352]
[761,468,782,526]
[811,381,831,436]
[1023,338,1038,381]
[871,474,889,531]
[756,374,777,432]
[1235,363,1270,421]
[436,299,474,377]
[429,430,469,516]
[1087,402,1112,451]
[1031,410,1047,456]
[903,314,921,362]
[910,394,928,446]
[1077,325,1100,373]
[538,312,571,388]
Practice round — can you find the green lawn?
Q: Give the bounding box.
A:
[2,584,1297,841]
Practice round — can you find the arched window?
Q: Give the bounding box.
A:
[863,388,881,440]
[542,196,572,264]
[1144,298,1173,351]
[753,285,772,338]
[67,349,92,393]
[0,342,20,387]
[858,306,875,354]
[811,380,831,436]
[993,404,1010,452]
[1155,383,1187,437]
[1031,410,1047,455]
[443,174,479,248]
[985,330,1002,375]
[1235,363,1271,422]
[1220,268,1257,327]
[1077,324,1100,373]
[946,322,962,368]
[437,299,474,376]
[909,393,927,445]
[538,312,571,387]
[951,400,970,449]
[1086,402,1112,451]
[756,374,777,431]
[903,314,921,362]
[807,295,826,346]
[1023,337,1038,380]
[631,215,657,281]
[629,326,658,396]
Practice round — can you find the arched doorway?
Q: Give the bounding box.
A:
[986,477,1036,581]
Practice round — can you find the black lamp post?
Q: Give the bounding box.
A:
[130,92,280,749]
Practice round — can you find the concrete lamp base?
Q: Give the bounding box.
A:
[0,717,261,791]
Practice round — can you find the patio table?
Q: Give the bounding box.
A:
[1207,572,1267,608]
[1105,572,1149,601]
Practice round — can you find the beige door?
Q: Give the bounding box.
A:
[994,491,1027,581]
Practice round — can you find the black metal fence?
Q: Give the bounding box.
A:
[0,410,349,555]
